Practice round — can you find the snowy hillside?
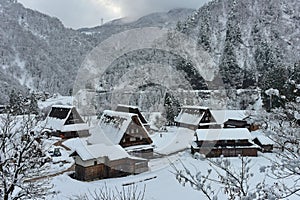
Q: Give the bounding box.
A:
[1,0,300,110]
[0,0,194,104]
[178,0,300,91]
[0,0,93,102]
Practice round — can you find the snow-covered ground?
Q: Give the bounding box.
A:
[44,126,299,200]
[151,127,194,155]
[38,95,74,110]
[24,100,298,199]
[47,151,290,200]
[38,138,74,178]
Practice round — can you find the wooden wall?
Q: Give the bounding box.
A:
[191,146,258,158]
[74,158,149,181]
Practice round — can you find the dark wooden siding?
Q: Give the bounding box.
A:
[74,158,149,181]
[120,116,152,148]
[50,130,89,139]
[191,146,258,157]
[75,164,107,181]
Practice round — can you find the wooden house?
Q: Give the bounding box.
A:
[224,119,250,129]
[224,119,260,132]
[70,142,148,181]
[191,128,259,157]
[115,104,151,131]
[251,131,274,152]
[88,110,153,158]
[175,106,219,130]
[44,105,89,138]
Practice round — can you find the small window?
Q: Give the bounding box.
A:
[136,128,139,133]
[94,161,97,165]
[130,137,136,142]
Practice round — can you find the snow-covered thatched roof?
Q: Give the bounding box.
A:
[182,105,209,110]
[251,130,275,145]
[115,104,148,124]
[196,128,252,141]
[175,106,211,126]
[210,110,249,125]
[44,105,88,132]
[96,110,137,144]
[70,141,141,161]
[87,125,114,145]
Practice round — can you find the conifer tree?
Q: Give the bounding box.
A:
[219,0,243,89]
[8,89,23,115]
[164,92,180,125]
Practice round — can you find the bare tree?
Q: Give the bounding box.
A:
[260,113,300,199]
[72,184,146,200]
[247,100,300,199]
[0,113,50,200]
[173,156,275,200]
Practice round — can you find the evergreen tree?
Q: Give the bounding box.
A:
[197,9,211,52]
[261,66,288,110]
[241,64,257,89]
[226,0,242,46]
[219,42,243,89]
[291,61,300,83]
[164,92,180,125]
[219,0,243,89]
[8,89,23,115]
[28,93,39,115]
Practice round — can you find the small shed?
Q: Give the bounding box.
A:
[175,106,219,130]
[70,142,148,181]
[88,110,153,158]
[192,128,259,157]
[251,131,274,152]
[44,105,89,138]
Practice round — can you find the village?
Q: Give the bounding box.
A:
[28,95,275,183]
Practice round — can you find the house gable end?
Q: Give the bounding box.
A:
[119,116,152,148]
[48,107,70,120]
[200,109,216,123]
[65,107,85,125]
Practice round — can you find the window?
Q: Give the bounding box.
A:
[94,161,97,165]
[130,137,136,142]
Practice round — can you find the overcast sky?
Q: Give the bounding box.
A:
[18,0,211,29]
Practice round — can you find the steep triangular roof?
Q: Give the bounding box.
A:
[44,105,88,131]
[115,104,148,124]
[175,105,216,126]
[90,110,152,146]
[97,110,135,144]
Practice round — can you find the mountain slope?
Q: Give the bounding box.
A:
[0,0,93,102]
[177,0,300,91]
[0,0,194,103]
